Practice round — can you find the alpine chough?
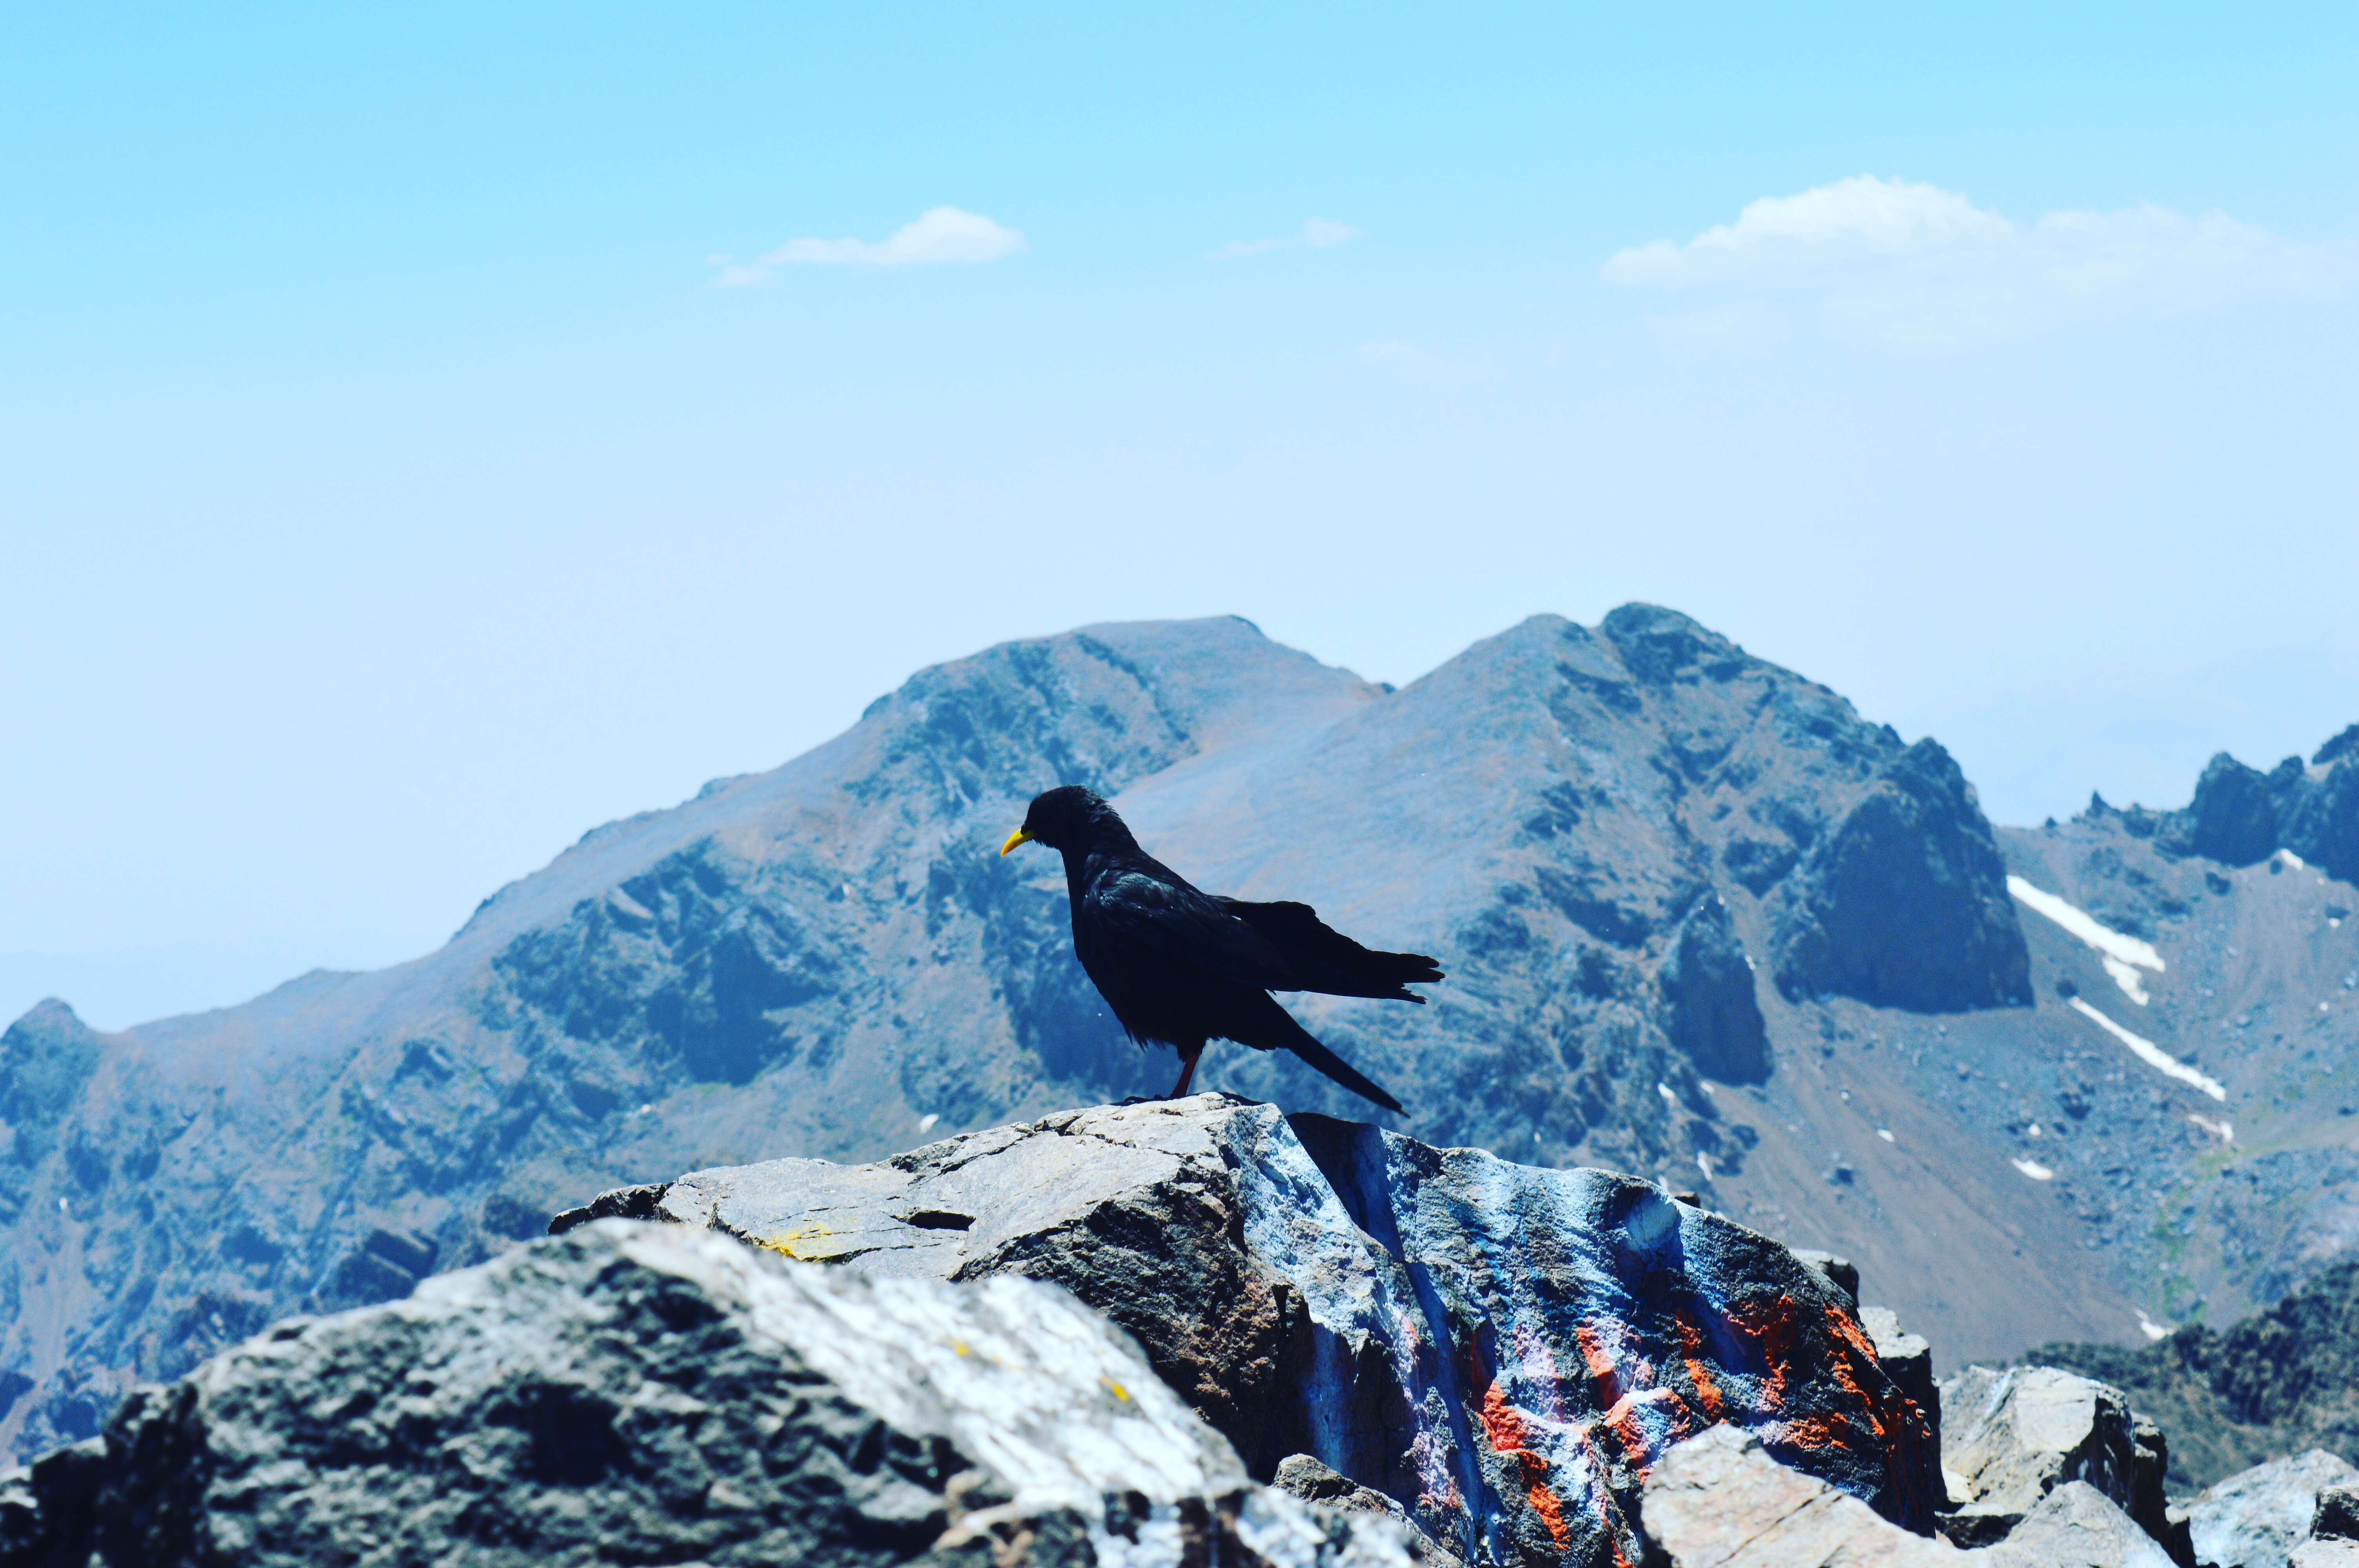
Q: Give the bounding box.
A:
[999,784,1441,1112]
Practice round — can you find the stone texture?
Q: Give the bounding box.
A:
[0,1219,1429,1568]
[1641,1423,1964,1567]
[2317,1484,2359,1541]
[1988,1481,2177,1568]
[1273,1454,1463,1568]
[1793,1250,1861,1307]
[1772,739,2033,1013]
[1937,1366,2186,1563]
[580,1093,1943,1568]
[1863,1306,1942,1456]
[2292,1544,2359,1568]
[1641,1427,2176,1568]
[2186,1450,2359,1568]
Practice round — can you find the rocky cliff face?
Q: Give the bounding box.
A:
[1771,740,2030,1013]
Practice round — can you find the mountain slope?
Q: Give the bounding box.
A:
[1,608,2352,1466]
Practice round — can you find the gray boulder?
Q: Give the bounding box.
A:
[1991,1482,2178,1568]
[565,1093,1945,1568]
[1641,1423,1964,1567]
[2317,1485,2359,1541]
[1272,1455,1463,1568]
[2187,1450,2359,1568]
[0,1220,1421,1568]
[1641,1426,2174,1568]
[2301,1488,2359,1568]
[1938,1365,2188,1564]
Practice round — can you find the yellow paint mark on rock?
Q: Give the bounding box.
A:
[758,1222,848,1261]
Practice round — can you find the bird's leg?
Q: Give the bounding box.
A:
[1167,1044,1203,1100]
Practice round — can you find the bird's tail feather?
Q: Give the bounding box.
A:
[1242,1000,1405,1114]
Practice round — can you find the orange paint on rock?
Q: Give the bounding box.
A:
[1602,1396,1648,1463]
[1725,1293,1806,1409]
[1675,1311,1725,1422]
[1775,1413,1854,1453]
[1477,1379,1525,1452]
[1574,1321,1621,1409]
[1478,1375,1572,1552]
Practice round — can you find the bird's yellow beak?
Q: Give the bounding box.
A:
[999,827,1035,857]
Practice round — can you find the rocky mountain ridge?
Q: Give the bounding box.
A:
[2,607,2354,1469]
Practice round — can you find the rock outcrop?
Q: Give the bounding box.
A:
[1936,1365,2188,1564]
[2153,740,2359,884]
[1656,896,1769,1084]
[2186,1450,2359,1568]
[1640,1423,2175,1567]
[2305,1487,2359,1567]
[0,1220,1424,1568]
[2299,1487,2359,1568]
[561,1094,1944,1568]
[1772,739,2032,1013]
[1862,1307,1940,1451]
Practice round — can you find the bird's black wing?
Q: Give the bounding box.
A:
[1211,898,1443,1000]
[1084,870,1305,994]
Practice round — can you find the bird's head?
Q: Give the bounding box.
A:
[999,785,1123,856]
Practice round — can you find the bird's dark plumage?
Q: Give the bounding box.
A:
[1000,785,1442,1112]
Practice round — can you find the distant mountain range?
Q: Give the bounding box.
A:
[2,608,2354,1465]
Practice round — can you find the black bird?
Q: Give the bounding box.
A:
[999,785,1442,1112]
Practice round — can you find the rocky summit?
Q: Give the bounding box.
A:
[12,1093,2336,1568]
[556,1094,1941,1567]
[2,607,2355,1470]
[0,1096,1964,1568]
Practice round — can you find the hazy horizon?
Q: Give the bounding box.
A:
[6,5,2354,1028]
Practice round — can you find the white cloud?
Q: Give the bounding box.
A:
[1603,175,2355,345]
[714,206,1025,285]
[1213,218,1360,259]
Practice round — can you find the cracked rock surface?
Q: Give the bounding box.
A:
[568,1093,1943,1568]
[1937,1365,2188,1563]
[0,1220,1423,1568]
[1643,1425,2175,1568]
[2186,1450,2359,1568]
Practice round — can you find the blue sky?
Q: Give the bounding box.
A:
[4,4,2356,1027]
